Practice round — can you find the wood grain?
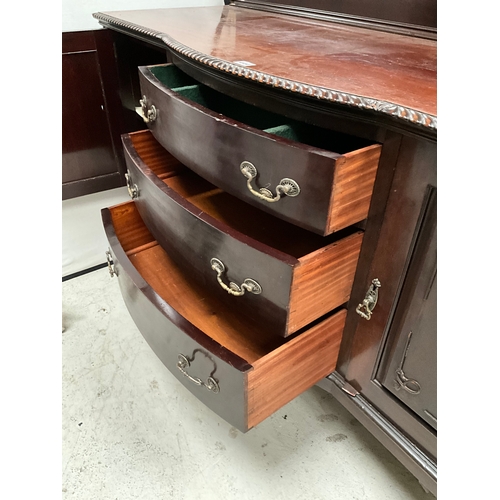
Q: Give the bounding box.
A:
[287,232,363,333]
[105,201,348,431]
[103,207,251,431]
[139,65,381,234]
[233,0,436,31]
[129,130,185,177]
[129,243,287,364]
[328,144,382,233]
[109,201,156,252]
[247,309,346,428]
[95,6,436,118]
[123,130,361,337]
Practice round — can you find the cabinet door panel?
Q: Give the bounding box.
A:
[62,49,117,182]
[62,30,122,199]
[342,136,437,460]
[378,188,437,430]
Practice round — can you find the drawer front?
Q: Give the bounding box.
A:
[124,134,292,337]
[103,208,250,431]
[122,130,362,337]
[102,202,346,432]
[138,64,381,235]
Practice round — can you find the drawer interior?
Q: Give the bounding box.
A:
[110,201,340,364]
[129,131,357,260]
[149,64,373,155]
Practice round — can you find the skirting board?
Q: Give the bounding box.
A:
[317,372,437,496]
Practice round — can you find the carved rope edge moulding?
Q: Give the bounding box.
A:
[93,13,437,131]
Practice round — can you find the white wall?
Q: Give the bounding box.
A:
[62,0,223,32]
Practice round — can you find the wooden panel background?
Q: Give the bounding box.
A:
[62,30,123,199]
[62,29,169,200]
[230,0,437,31]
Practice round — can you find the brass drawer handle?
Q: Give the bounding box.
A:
[125,171,139,199]
[136,95,157,123]
[177,354,220,393]
[240,161,300,203]
[105,249,117,277]
[356,278,381,320]
[210,258,262,296]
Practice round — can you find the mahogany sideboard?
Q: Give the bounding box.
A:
[91,1,437,495]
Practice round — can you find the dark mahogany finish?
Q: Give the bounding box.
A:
[122,130,363,337]
[62,30,170,200]
[62,30,123,199]
[231,0,436,35]
[102,206,250,431]
[103,201,346,431]
[94,6,436,126]
[139,64,382,235]
[339,136,437,460]
[92,4,437,493]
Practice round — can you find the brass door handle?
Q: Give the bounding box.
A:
[177,354,220,393]
[136,95,157,123]
[125,172,139,199]
[210,258,262,296]
[356,278,381,320]
[240,161,300,203]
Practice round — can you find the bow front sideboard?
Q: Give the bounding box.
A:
[89,1,437,494]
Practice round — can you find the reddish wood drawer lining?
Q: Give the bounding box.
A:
[102,201,346,431]
[123,130,362,337]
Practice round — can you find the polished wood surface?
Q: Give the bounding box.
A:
[123,130,361,337]
[341,136,437,459]
[139,64,381,235]
[103,200,346,431]
[378,189,437,430]
[232,0,436,32]
[103,206,250,431]
[327,145,381,233]
[62,30,123,199]
[95,6,436,120]
[95,2,437,485]
[288,234,361,333]
[248,309,345,428]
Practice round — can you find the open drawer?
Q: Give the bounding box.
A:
[137,63,382,236]
[123,130,363,338]
[102,201,346,432]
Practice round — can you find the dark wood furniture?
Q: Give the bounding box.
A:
[62,30,168,199]
[92,1,436,495]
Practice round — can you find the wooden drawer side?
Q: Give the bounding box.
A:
[123,130,362,337]
[139,64,381,235]
[328,144,382,233]
[287,232,363,334]
[246,309,346,429]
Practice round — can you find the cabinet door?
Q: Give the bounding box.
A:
[341,136,437,460]
[62,30,122,199]
[377,189,437,430]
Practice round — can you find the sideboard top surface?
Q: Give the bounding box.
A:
[94,6,436,130]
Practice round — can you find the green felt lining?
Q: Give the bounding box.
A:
[263,124,300,142]
[172,83,285,131]
[152,64,371,154]
[149,65,197,89]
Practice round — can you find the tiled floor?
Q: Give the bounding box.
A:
[62,266,435,500]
